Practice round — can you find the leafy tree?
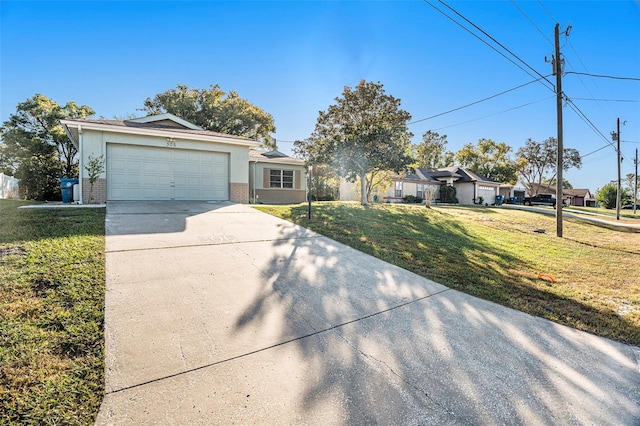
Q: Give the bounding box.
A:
[624,173,638,201]
[515,137,581,194]
[597,182,631,209]
[0,94,94,200]
[455,138,517,184]
[356,169,395,203]
[85,154,105,203]
[308,163,340,201]
[294,80,413,205]
[414,131,454,168]
[440,185,458,203]
[542,177,573,190]
[143,84,276,147]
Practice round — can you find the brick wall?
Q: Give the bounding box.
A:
[255,189,306,204]
[230,182,249,203]
[83,177,106,204]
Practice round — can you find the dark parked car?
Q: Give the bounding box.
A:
[622,204,640,210]
[523,194,556,207]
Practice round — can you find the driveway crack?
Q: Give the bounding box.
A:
[331,328,472,425]
[105,288,452,395]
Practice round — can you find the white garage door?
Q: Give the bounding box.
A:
[107,144,229,201]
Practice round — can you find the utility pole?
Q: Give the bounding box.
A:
[554,23,564,237]
[635,148,638,215]
[616,117,621,221]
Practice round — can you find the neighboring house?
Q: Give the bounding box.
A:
[499,179,528,203]
[338,175,388,202]
[383,169,440,203]
[339,166,502,205]
[249,149,307,204]
[385,166,502,205]
[0,173,19,199]
[61,113,259,204]
[528,183,594,207]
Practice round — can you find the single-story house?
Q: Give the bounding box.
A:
[528,183,594,207]
[249,149,307,204]
[499,179,528,203]
[61,113,259,204]
[339,166,502,205]
[383,169,441,203]
[386,166,502,205]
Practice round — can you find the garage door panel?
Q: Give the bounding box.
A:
[107,144,229,201]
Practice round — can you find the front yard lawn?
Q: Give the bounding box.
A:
[256,202,640,345]
[0,200,106,424]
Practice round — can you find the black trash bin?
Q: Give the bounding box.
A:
[59,178,79,203]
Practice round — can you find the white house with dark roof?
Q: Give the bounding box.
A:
[340,166,503,205]
[61,113,259,204]
[387,167,502,205]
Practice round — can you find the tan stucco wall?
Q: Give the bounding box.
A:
[339,180,385,202]
[80,129,251,203]
[455,184,476,205]
[339,180,360,201]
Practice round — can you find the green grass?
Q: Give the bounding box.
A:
[0,200,106,425]
[256,202,640,345]
[565,205,639,221]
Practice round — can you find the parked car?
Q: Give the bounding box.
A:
[523,194,556,207]
[622,204,640,210]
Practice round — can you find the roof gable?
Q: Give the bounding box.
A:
[127,113,202,130]
[249,149,305,165]
[61,117,259,149]
[530,183,593,198]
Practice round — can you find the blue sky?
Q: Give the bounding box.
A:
[1,1,639,192]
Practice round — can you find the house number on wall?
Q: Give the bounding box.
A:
[166,140,177,147]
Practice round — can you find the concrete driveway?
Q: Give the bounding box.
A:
[97,201,640,425]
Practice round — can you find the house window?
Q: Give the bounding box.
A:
[395,182,402,198]
[417,184,424,198]
[270,169,294,188]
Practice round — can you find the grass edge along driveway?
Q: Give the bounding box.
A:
[0,200,106,425]
[255,202,640,346]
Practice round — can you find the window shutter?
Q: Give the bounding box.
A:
[263,168,270,189]
[294,170,301,189]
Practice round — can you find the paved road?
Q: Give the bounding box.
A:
[504,204,640,231]
[96,201,640,425]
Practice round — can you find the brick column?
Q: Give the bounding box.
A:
[229,182,249,203]
[82,178,107,204]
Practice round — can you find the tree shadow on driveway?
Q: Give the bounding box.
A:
[234,217,640,424]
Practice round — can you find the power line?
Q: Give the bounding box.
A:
[566,99,636,169]
[436,0,556,92]
[423,0,555,93]
[408,75,551,125]
[431,96,553,131]
[565,98,615,149]
[510,0,553,46]
[565,71,640,81]
[581,144,611,158]
[565,40,611,118]
[572,98,639,103]
[537,0,558,23]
